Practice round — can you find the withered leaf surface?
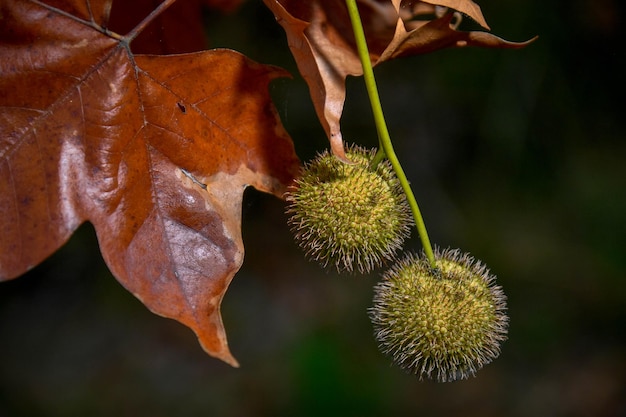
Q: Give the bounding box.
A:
[264,0,535,159]
[0,0,300,366]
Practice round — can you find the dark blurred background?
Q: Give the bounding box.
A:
[1,0,625,416]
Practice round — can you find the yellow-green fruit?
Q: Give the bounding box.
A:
[285,145,412,273]
[370,248,508,382]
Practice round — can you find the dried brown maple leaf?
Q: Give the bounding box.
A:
[264,0,536,160]
[0,0,300,366]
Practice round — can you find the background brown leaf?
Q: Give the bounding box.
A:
[413,0,490,29]
[0,0,300,366]
[107,0,245,54]
[264,0,534,159]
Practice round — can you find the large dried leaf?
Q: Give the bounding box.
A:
[264,0,536,159]
[0,0,300,366]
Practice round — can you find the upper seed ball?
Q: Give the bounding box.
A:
[285,145,412,273]
[370,248,508,382]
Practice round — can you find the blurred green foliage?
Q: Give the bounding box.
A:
[1,0,625,416]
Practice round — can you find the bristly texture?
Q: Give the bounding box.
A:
[370,248,508,382]
[285,145,413,273]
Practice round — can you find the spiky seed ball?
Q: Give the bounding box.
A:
[285,145,412,273]
[370,248,508,382]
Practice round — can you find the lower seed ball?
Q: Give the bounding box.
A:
[370,248,509,382]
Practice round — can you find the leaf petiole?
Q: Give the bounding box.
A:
[345,0,436,268]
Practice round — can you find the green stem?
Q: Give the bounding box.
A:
[370,147,386,169]
[345,0,436,267]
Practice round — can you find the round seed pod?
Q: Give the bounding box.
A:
[285,145,412,273]
[370,248,508,382]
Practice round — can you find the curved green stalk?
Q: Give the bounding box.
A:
[345,0,436,267]
[370,147,386,169]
